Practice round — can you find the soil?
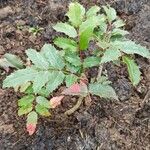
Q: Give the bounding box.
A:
[0,0,150,150]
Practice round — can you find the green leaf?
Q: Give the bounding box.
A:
[66,63,81,73]
[86,6,100,18]
[113,19,125,28]
[3,68,38,88]
[18,104,33,116]
[18,95,35,107]
[41,44,65,69]
[20,82,31,92]
[36,96,50,108]
[26,49,49,70]
[35,104,51,117]
[97,21,107,34]
[97,41,110,49]
[103,6,117,22]
[0,58,15,70]
[3,66,65,94]
[65,74,78,87]
[122,56,141,86]
[4,53,24,69]
[101,48,121,63]
[112,40,150,59]
[83,56,100,68]
[25,85,34,94]
[89,83,118,100]
[33,71,50,93]
[27,111,38,124]
[46,71,65,93]
[65,53,82,66]
[53,23,77,38]
[79,15,105,50]
[112,29,129,36]
[54,37,77,51]
[66,2,85,27]
[97,76,112,85]
[38,88,49,97]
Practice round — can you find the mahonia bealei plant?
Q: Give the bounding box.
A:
[1,2,150,135]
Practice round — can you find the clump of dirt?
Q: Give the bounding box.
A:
[0,0,150,149]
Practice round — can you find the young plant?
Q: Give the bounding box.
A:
[2,2,150,135]
[93,5,150,86]
[29,26,44,36]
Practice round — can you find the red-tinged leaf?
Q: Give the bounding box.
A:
[68,83,81,93]
[26,111,37,135]
[50,96,64,108]
[62,83,88,97]
[26,123,36,135]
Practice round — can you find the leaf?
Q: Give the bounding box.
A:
[46,71,65,93]
[97,21,107,34]
[86,6,100,18]
[97,75,112,85]
[66,2,85,27]
[26,49,49,69]
[66,63,81,73]
[20,82,31,92]
[79,15,105,50]
[54,37,77,52]
[27,111,38,124]
[18,104,33,116]
[3,68,38,88]
[89,83,118,100]
[25,85,34,94]
[112,29,129,36]
[112,40,150,59]
[103,6,117,22]
[65,74,78,87]
[62,83,88,97]
[123,56,141,86]
[53,23,77,38]
[101,48,121,63]
[18,95,35,107]
[3,66,64,94]
[33,71,50,93]
[50,96,64,108]
[113,19,125,28]
[36,96,50,108]
[26,111,38,135]
[0,58,14,71]
[97,41,110,49]
[83,56,100,68]
[65,53,82,66]
[41,44,65,69]
[38,88,49,97]
[4,53,24,69]
[35,104,51,116]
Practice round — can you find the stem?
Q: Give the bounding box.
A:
[46,67,79,78]
[97,64,103,81]
[64,96,84,115]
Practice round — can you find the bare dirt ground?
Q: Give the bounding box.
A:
[0,0,150,149]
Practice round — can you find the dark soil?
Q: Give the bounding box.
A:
[0,0,150,150]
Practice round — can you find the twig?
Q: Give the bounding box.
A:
[64,97,84,115]
[142,87,150,105]
[97,64,103,81]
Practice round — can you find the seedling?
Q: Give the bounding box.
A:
[2,2,150,135]
[29,26,44,36]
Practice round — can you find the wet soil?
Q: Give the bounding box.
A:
[0,0,150,150]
